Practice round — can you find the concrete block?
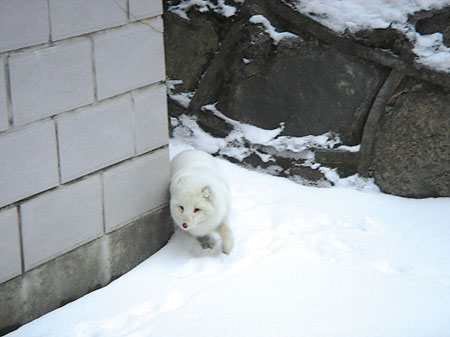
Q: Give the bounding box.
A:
[0,208,21,283]
[0,57,8,132]
[107,206,173,278]
[129,0,163,21]
[57,95,134,183]
[0,120,59,208]
[9,39,94,127]
[133,84,169,154]
[0,207,171,335]
[49,0,128,41]
[103,148,169,232]
[0,0,49,53]
[21,175,103,271]
[94,19,165,100]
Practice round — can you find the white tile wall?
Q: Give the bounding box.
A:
[0,0,169,286]
[0,57,8,132]
[133,84,169,154]
[49,0,128,41]
[21,175,103,270]
[0,0,49,53]
[94,19,165,100]
[129,0,163,21]
[0,207,21,283]
[103,148,169,232]
[9,38,94,127]
[0,120,59,208]
[57,95,135,183]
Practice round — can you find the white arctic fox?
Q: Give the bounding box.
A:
[169,149,234,254]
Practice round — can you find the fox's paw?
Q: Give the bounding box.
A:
[197,235,215,250]
[221,238,234,255]
[201,241,215,250]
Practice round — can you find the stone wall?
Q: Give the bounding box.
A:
[0,0,172,333]
[164,0,450,198]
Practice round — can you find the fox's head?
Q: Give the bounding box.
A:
[170,176,216,231]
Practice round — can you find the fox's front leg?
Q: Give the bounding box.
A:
[217,219,234,254]
[197,235,215,250]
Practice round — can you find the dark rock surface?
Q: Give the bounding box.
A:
[164,10,220,93]
[218,38,387,145]
[372,79,450,197]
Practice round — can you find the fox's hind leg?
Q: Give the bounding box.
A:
[217,219,234,254]
[197,235,215,250]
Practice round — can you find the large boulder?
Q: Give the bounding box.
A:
[372,79,450,197]
[216,37,388,145]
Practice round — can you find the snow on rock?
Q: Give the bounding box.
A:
[286,0,448,33]
[168,0,240,20]
[249,14,300,45]
[171,105,378,191]
[170,114,226,154]
[411,31,450,72]
[286,0,450,72]
[8,138,450,337]
[166,79,195,109]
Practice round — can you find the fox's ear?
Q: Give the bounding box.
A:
[201,186,212,200]
[176,176,186,187]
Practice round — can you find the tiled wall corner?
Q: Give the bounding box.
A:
[0,57,8,132]
[0,207,21,283]
[94,19,165,100]
[49,0,128,41]
[103,148,170,232]
[133,84,169,155]
[129,0,163,21]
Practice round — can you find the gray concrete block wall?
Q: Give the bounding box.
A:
[49,0,128,41]
[21,175,104,270]
[0,0,50,53]
[0,1,170,331]
[103,148,170,232]
[56,95,135,183]
[0,121,59,208]
[0,208,21,284]
[0,57,8,132]
[94,19,165,100]
[9,38,95,126]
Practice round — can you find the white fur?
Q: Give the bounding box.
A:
[170,150,234,254]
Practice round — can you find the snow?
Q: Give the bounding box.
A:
[8,135,450,337]
[167,0,238,20]
[249,15,300,45]
[286,0,447,33]
[411,32,450,72]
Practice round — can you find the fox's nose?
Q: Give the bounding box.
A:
[182,223,188,229]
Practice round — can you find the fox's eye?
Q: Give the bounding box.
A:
[194,208,201,213]
[178,206,184,212]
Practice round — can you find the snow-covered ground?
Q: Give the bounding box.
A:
[8,137,450,337]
